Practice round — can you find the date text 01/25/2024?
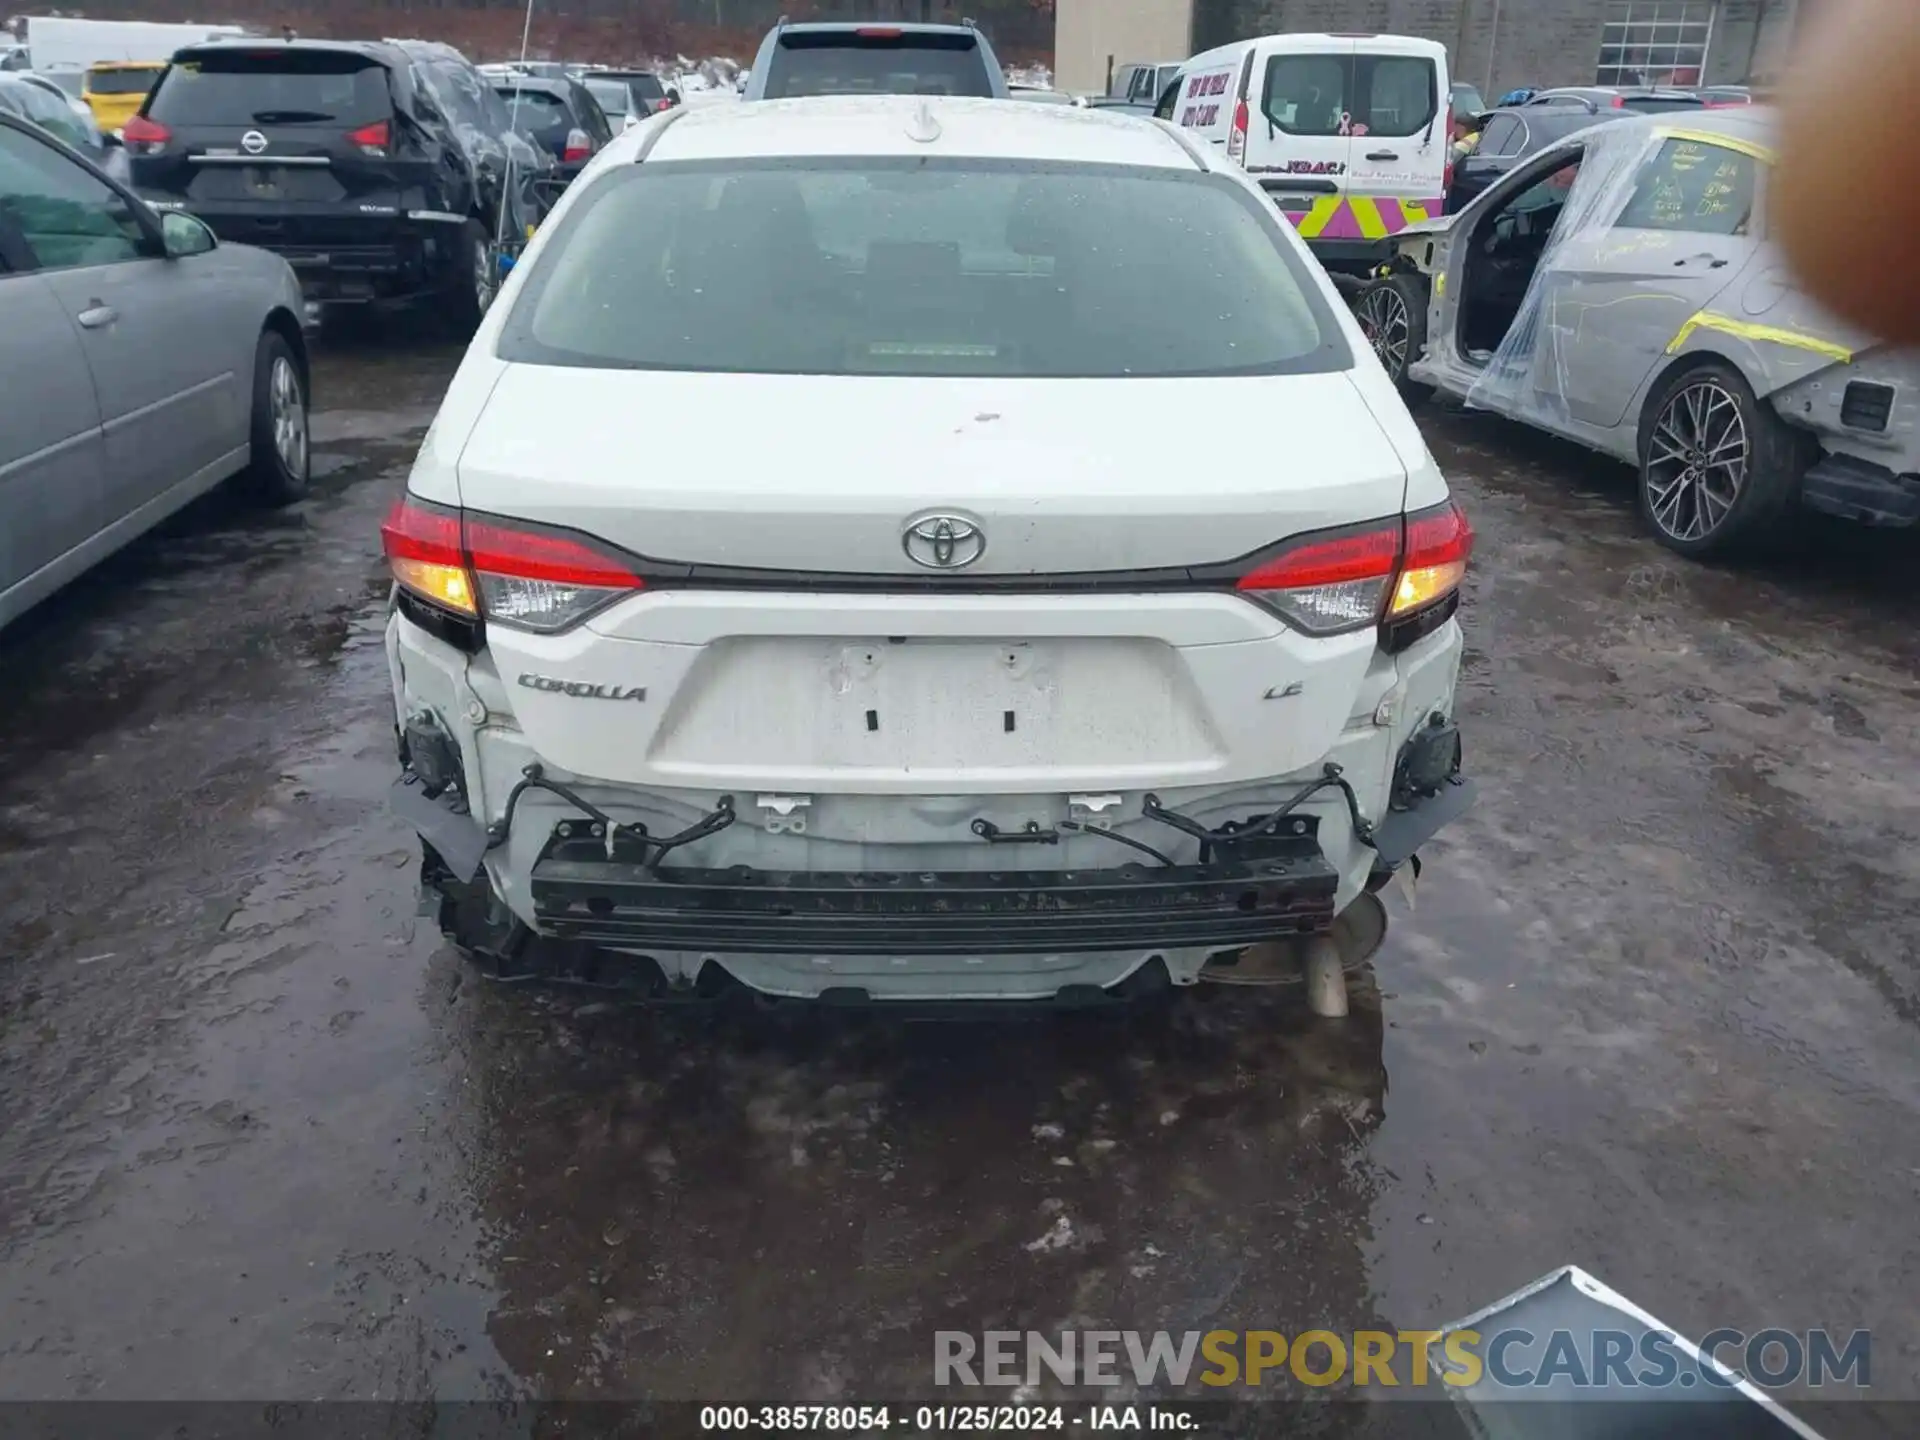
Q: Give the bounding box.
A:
[699,1405,1198,1432]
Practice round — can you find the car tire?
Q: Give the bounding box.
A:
[1355,272,1433,404]
[447,218,498,336]
[243,329,310,506]
[1635,359,1810,559]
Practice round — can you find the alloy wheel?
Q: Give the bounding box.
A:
[1358,284,1411,377]
[270,355,308,480]
[1645,379,1749,543]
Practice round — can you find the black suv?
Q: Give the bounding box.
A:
[128,38,553,326]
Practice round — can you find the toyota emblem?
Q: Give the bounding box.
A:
[240,130,268,155]
[902,513,985,570]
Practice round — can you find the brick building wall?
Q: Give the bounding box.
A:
[1183,0,1799,98]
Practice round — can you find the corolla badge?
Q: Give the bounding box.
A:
[240,130,269,155]
[518,674,646,701]
[902,513,986,570]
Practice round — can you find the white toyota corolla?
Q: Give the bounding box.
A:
[383,94,1475,1008]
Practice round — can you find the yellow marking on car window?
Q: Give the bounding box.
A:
[1655,128,1775,164]
[1349,197,1389,240]
[1666,311,1853,363]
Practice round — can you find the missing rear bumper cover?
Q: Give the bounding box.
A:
[528,844,1339,956]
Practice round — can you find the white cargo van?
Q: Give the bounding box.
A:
[1159,33,1451,281]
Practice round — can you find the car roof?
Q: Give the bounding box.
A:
[172,38,408,68]
[771,21,980,37]
[640,94,1200,168]
[88,59,168,71]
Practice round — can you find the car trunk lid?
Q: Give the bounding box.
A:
[455,366,1410,576]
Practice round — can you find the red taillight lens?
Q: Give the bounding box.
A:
[347,119,390,156]
[562,127,591,163]
[1238,521,1401,634]
[382,497,643,634]
[1610,95,1627,108]
[121,113,170,154]
[1441,102,1455,201]
[382,497,476,619]
[855,26,904,37]
[1390,500,1473,619]
[1227,98,1249,162]
[1237,501,1471,636]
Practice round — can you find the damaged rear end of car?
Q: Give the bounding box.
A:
[383,99,1476,1008]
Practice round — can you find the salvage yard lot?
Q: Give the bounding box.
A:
[0,330,1915,1429]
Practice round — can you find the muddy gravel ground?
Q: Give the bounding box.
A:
[1,329,1916,1437]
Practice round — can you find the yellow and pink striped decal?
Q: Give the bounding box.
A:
[1281,196,1443,240]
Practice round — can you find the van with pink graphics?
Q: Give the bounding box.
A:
[1158,33,1452,284]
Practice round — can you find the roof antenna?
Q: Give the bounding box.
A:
[907,98,941,144]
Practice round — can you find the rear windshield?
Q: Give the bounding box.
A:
[608,72,665,99]
[498,157,1348,379]
[763,32,992,99]
[86,66,164,96]
[1263,53,1438,138]
[496,88,570,127]
[585,79,630,114]
[147,51,392,126]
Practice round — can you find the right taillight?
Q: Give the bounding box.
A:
[1236,500,1472,643]
[381,496,644,635]
[121,113,170,155]
[346,118,390,157]
[1391,501,1473,619]
[1227,97,1249,163]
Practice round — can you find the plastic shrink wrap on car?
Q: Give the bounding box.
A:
[389,39,553,238]
[1460,115,1888,436]
[1460,119,1654,425]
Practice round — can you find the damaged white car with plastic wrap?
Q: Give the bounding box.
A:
[1356,106,1920,558]
[382,95,1475,1011]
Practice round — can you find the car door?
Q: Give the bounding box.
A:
[0,120,246,527]
[1536,131,1761,430]
[1404,139,1589,398]
[1245,37,1356,234]
[1341,43,1446,228]
[0,202,109,629]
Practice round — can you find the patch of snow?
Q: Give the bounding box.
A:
[1024,1215,1076,1253]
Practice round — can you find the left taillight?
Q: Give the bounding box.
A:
[121,113,170,155]
[346,118,390,157]
[1236,501,1472,643]
[381,497,476,619]
[381,497,644,635]
[562,126,591,162]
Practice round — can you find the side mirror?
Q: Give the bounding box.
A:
[160,209,217,258]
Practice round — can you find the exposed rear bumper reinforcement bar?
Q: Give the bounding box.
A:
[530,842,1340,956]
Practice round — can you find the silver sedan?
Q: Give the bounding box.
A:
[1,109,311,631]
